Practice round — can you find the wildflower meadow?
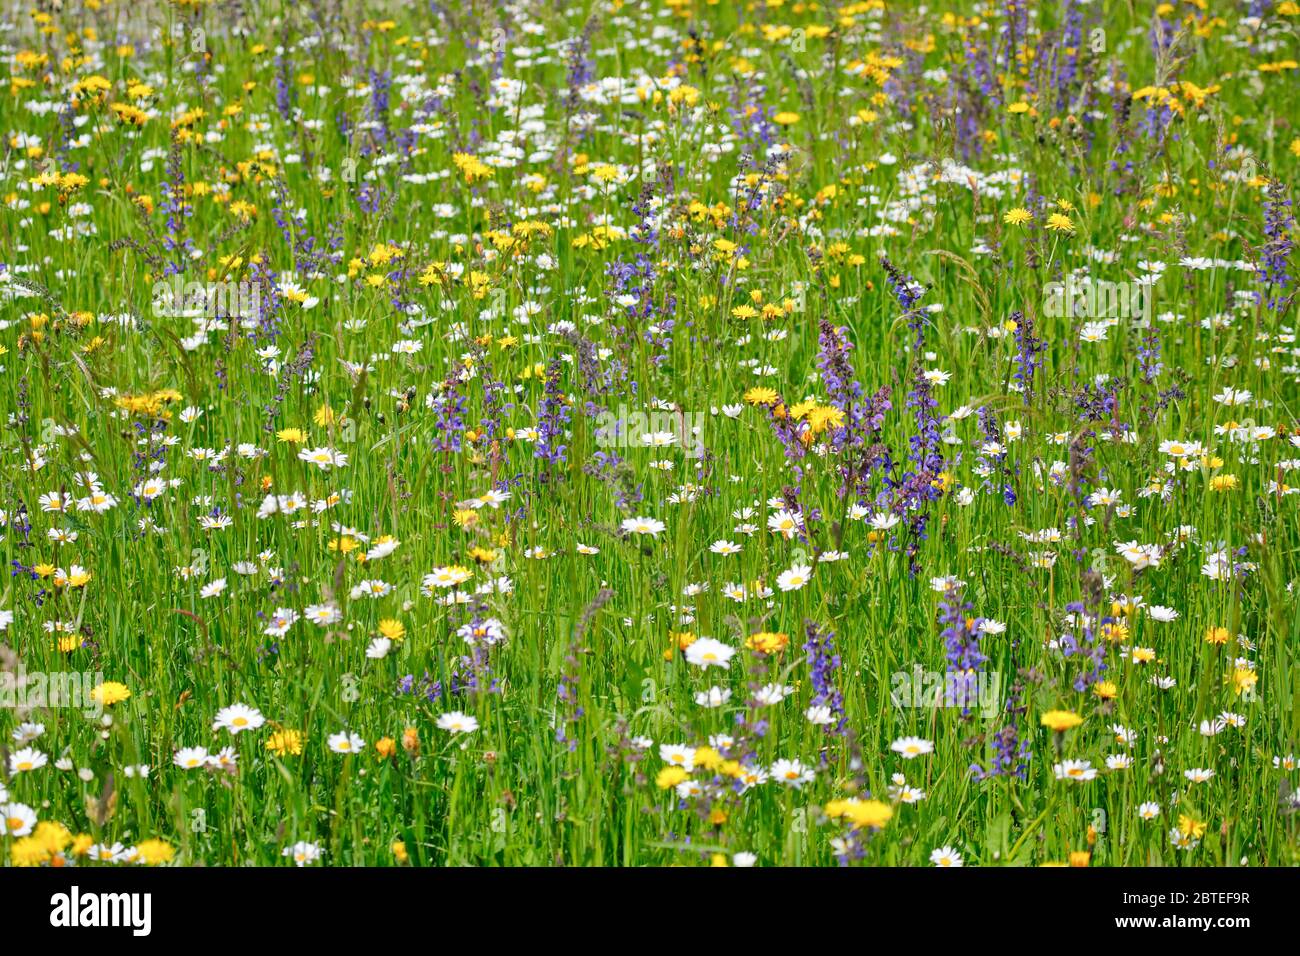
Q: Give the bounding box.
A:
[1,0,1299,876]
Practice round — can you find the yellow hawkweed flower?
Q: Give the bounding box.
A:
[657,765,689,789]
[825,799,893,830]
[745,631,790,654]
[1046,212,1075,234]
[1040,710,1083,732]
[134,839,175,865]
[265,728,304,756]
[1204,626,1232,645]
[1229,667,1257,697]
[90,681,131,706]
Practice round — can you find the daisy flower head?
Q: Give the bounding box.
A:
[213,703,265,735]
[328,731,365,754]
[437,711,480,734]
[684,637,736,670]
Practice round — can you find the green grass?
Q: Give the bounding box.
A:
[0,0,1298,867]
